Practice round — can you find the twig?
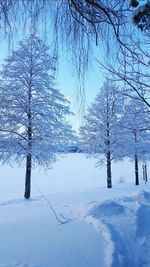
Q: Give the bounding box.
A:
[35,184,66,224]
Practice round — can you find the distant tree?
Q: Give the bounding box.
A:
[142,162,148,184]
[0,35,74,199]
[120,99,150,185]
[80,80,123,188]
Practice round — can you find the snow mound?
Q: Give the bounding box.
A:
[116,195,134,203]
[133,190,150,204]
[79,190,150,267]
[89,200,125,218]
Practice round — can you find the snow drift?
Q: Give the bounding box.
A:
[77,190,150,267]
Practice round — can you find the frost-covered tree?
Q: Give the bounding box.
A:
[80,80,123,188]
[0,35,74,199]
[131,0,150,31]
[120,99,150,185]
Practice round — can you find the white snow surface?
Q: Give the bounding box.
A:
[75,190,150,267]
[0,153,150,267]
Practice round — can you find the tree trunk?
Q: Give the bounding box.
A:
[107,151,112,188]
[135,153,139,185]
[143,163,148,184]
[24,154,32,199]
[24,64,32,199]
[145,163,148,184]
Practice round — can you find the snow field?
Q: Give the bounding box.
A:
[0,153,150,267]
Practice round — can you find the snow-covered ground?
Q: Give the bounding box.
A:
[0,153,149,267]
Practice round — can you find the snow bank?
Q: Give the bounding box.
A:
[77,190,150,267]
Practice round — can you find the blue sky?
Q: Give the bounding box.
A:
[0,35,104,132]
[58,50,104,130]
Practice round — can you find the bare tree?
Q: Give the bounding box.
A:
[98,29,150,110]
[0,1,142,60]
[0,0,149,100]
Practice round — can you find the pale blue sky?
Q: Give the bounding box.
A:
[0,35,104,132]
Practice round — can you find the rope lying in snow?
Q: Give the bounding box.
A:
[35,184,66,224]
